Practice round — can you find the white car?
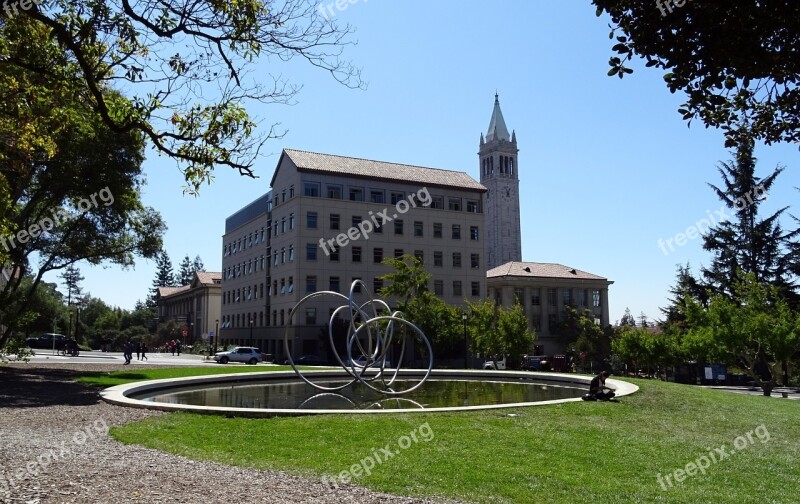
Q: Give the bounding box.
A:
[213,347,261,365]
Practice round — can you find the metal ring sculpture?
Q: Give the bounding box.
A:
[284,279,433,395]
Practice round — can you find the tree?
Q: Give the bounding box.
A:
[378,255,431,305]
[558,306,607,363]
[701,140,799,306]
[193,255,206,273]
[684,275,800,396]
[0,18,165,351]
[467,299,535,369]
[619,307,636,327]
[147,250,175,307]
[5,0,362,193]
[59,264,84,339]
[177,255,194,286]
[594,1,800,148]
[659,263,707,330]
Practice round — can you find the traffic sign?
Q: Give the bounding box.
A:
[181,325,189,337]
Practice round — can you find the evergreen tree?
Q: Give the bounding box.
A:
[193,255,206,273]
[701,140,800,305]
[177,255,194,286]
[147,251,175,307]
[660,263,708,329]
[619,307,636,327]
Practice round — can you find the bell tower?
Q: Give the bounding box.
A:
[480,93,521,269]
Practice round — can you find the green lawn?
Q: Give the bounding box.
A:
[84,368,800,503]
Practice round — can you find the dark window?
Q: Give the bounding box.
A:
[471,281,481,297]
[470,226,479,241]
[370,190,385,204]
[471,253,480,269]
[452,224,461,239]
[330,276,340,292]
[305,308,316,325]
[374,248,384,263]
[414,250,424,264]
[448,198,462,211]
[303,182,320,197]
[531,288,541,306]
[453,252,462,268]
[431,196,444,209]
[453,281,462,297]
[433,223,442,238]
[434,280,444,296]
[352,215,362,228]
[352,246,362,263]
[394,248,404,258]
[390,192,405,204]
[349,187,364,201]
[327,185,342,199]
[433,251,443,267]
[467,200,480,213]
[330,214,340,230]
[414,221,423,237]
[330,249,340,261]
[307,212,317,228]
[306,244,317,261]
[394,219,404,235]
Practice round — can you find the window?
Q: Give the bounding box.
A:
[281,247,286,264]
[289,213,295,230]
[327,184,342,199]
[394,248,404,258]
[414,250,424,264]
[452,224,461,239]
[466,199,480,213]
[453,281,462,297]
[330,214,340,230]
[307,212,318,228]
[414,221,423,237]
[453,252,462,268]
[433,223,442,238]
[352,277,362,293]
[370,190,385,204]
[448,197,462,211]
[273,251,278,266]
[330,276,340,293]
[307,244,317,261]
[434,280,444,296]
[306,275,317,293]
[562,288,573,306]
[281,190,286,203]
[281,217,286,233]
[373,247,383,263]
[531,288,541,306]
[303,182,320,197]
[548,313,559,328]
[330,249,340,262]
[431,196,444,209]
[289,185,295,198]
[579,289,587,306]
[471,281,481,297]
[352,246,362,263]
[547,288,557,307]
[280,278,286,295]
[592,289,601,307]
[514,288,524,304]
[394,219,404,235]
[373,278,384,293]
[305,308,316,325]
[374,220,383,234]
[288,245,295,262]
[390,192,405,204]
[470,226,479,241]
[287,276,294,293]
[352,215,362,228]
[433,251,443,267]
[349,187,364,201]
[471,253,480,269]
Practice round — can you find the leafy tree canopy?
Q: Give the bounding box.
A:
[594,1,800,148]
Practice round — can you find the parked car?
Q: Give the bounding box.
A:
[213,347,261,365]
[25,333,67,350]
[292,355,329,366]
[482,355,507,370]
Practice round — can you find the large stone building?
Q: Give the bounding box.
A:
[156,271,221,344]
[220,149,487,357]
[486,261,613,355]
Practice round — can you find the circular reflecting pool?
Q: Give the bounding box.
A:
[131,378,586,411]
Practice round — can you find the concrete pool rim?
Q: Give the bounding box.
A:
[100,369,639,417]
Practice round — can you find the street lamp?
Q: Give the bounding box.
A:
[249,318,254,348]
[214,319,219,353]
[462,313,468,369]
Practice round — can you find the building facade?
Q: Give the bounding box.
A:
[220,149,488,358]
[487,261,613,355]
[156,271,221,344]
[480,94,522,270]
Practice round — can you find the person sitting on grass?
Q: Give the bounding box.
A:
[586,370,615,401]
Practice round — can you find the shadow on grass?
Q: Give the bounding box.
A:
[0,367,102,408]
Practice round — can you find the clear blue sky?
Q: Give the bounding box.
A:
[53,0,800,324]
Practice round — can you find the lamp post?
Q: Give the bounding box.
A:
[249,318,254,348]
[462,313,468,369]
[214,319,219,353]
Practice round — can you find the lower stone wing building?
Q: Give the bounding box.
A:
[486,261,613,355]
[156,271,222,345]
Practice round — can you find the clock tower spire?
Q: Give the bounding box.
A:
[479,93,521,269]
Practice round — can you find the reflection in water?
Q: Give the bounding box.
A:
[133,379,585,410]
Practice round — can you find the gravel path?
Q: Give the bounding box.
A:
[0,364,450,504]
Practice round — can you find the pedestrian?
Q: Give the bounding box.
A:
[123,341,132,365]
[136,343,141,361]
[170,340,175,356]
[176,339,182,356]
[140,342,148,361]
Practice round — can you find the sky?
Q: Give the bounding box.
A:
[51,0,800,324]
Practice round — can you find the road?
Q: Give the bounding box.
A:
[19,350,239,366]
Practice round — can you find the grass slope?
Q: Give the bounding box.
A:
[87,369,800,503]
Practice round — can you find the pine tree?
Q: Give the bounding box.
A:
[147,251,175,307]
[192,255,205,273]
[660,263,708,330]
[177,255,194,285]
[701,140,800,305]
[619,307,636,327]
[59,265,84,339]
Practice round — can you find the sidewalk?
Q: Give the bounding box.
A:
[704,385,800,400]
